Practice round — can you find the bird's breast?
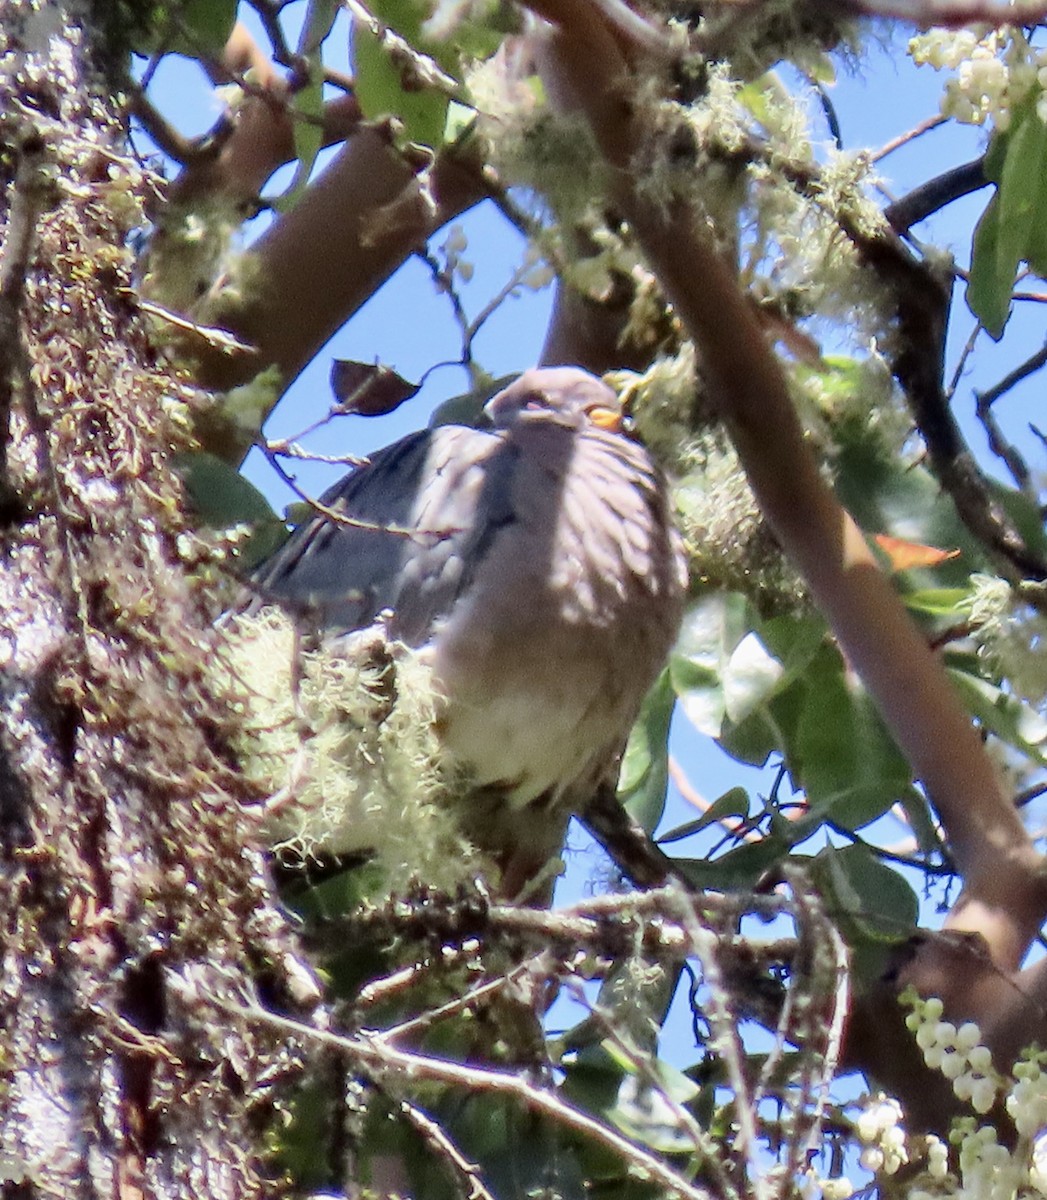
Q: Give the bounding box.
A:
[422,425,686,805]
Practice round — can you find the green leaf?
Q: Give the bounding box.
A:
[999,107,1047,276]
[135,0,238,58]
[718,704,779,767]
[274,66,326,211]
[670,592,749,737]
[618,670,675,834]
[896,786,943,856]
[967,194,1011,338]
[811,844,919,944]
[901,587,971,617]
[795,648,912,829]
[298,0,340,55]
[833,439,988,578]
[675,836,786,890]
[352,0,453,150]
[658,787,750,844]
[947,667,1047,763]
[175,452,287,570]
[968,107,1047,337]
[607,1061,700,1154]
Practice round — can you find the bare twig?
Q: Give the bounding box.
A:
[397,1096,499,1200]
[976,397,1036,497]
[135,297,257,354]
[977,340,1047,412]
[676,905,767,1200]
[182,980,717,1200]
[945,322,980,404]
[872,114,947,163]
[258,441,461,542]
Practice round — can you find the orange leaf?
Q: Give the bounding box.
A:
[874,533,960,572]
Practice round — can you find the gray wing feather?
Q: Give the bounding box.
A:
[252,424,520,645]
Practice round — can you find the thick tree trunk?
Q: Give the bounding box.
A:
[0,5,306,1193]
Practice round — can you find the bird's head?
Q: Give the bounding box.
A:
[483,367,625,434]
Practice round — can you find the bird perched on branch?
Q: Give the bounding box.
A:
[253,366,687,897]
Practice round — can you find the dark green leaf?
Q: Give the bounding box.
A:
[811,843,919,944]
[675,837,786,890]
[718,705,779,767]
[659,787,750,844]
[175,451,287,570]
[967,193,1011,338]
[796,648,912,829]
[618,669,676,834]
[136,0,238,58]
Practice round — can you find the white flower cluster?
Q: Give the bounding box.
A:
[878,992,1047,1199]
[905,995,1002,1114]
[799,1169,854,1200]
[961,574,1047,716]
[856,1094,909,1174]
[909,27,1045,130]
[1008,1050,1047,1139]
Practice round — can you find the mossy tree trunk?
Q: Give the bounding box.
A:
[0,4,305,1193]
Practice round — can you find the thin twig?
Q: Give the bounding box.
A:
[397,1096,498,1200]
[676,905,767,1200]
[374,959,550,1045]
[976,340,1047,411]
[259,442,460,542]
[265,436,367,468]
[135,297,257,354]
[872,114,947,163]
[945,322,980,404]
[182,982,717,1200]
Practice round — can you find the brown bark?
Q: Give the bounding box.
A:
[0,5,310,1192]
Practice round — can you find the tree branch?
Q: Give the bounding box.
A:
[527,0,1047,973]
[190,982,719,1200]
[838,0,1047,25]
[884,157,988,233]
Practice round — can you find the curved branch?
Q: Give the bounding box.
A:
[884,157,988,233]
[528,1,1047,972]
[186,130,486,460]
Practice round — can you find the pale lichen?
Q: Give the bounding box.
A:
[218,608,491,898]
